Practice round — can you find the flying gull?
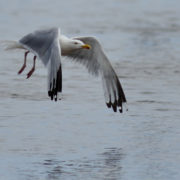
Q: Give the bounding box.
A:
[5,27,127,113]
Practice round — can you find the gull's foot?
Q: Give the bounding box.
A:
[26,67,35,79]
[26,55,36,79]
[18,64,26,74]
[18,51,29,75]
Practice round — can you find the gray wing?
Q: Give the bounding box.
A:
[67,37,127,113]
[19,28,62,101]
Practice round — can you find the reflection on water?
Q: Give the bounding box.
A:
[41,147,123,180]
[17,148,123,180]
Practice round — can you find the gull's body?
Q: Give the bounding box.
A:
[5,27,127,113]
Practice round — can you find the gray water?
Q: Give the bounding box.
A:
[0,0,180,179]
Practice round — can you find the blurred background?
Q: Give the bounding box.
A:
[0,0,180,179]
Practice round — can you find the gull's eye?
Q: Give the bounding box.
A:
[74,42,78,45]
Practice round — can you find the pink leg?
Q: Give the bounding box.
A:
[18,51,29,74]
[26,56,36,79]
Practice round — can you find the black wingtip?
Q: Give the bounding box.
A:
[106,102,111,108]
[112,100,117,112]
[106,100,123,113]
[105,76,127,113]
[119,107,123,113]
[48,65,62,101]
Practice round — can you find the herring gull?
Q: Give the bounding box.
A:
[5,27,127,113]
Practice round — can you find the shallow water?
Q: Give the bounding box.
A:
[0,0,180,179]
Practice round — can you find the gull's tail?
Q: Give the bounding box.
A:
[0,40,25,51]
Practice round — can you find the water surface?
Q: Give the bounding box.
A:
[0,0,180,179]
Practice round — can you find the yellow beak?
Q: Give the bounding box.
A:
[81,44,91,49]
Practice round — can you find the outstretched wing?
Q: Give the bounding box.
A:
[19,28,62,101]
[66,37,127,113]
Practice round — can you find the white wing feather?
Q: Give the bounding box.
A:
[67,37,127,113]
[19,28,62,101]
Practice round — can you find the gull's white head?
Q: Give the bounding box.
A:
[60,35,91,55]
[71,39,91,50]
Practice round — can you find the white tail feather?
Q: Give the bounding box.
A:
[0,40,25,51]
